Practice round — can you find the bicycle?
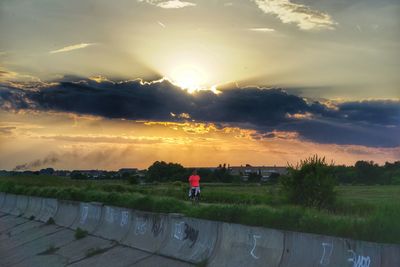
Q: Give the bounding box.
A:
[189,187,200,205]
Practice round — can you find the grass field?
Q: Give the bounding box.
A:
[1,175,399,244]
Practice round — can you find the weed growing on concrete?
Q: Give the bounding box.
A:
[37,245,59,255]
[75,227,88,240]
[46,217,55,225]
[85,247,109,258]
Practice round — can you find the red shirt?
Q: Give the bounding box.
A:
[189,175,200,187]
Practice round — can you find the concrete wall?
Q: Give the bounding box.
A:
[1,192,399,267]
[10,195,29,216]
[94,205,132,242]
[122,210,170,253]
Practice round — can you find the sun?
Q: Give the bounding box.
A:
[169,65,206,93]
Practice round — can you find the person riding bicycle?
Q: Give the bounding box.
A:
[188,170,201,200]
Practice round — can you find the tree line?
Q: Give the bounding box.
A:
[144,160,400,185]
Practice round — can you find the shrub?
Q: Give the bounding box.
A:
[75,227,88,239]
[46,217,55,225]
[280,155,336,209]
[128,175,140,185]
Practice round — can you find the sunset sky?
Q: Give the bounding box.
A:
[0,0,399,170]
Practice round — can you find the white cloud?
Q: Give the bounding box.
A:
[253,0,337,30]
[158,21,166,28]
[139,0,196,9]
[49,43,96,54]
[248,27,275,32]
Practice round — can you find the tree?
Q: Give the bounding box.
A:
[280,155,336,209]
[146,161,187,182]
[354,160,381,185]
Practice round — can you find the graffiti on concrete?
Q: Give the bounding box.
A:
[134,216,148,235]
[250,235,261,259]
[151,215,164,237]
[173,221,199,248]
[105,207,114,223]
[320,242,333,265]
[120,211,129,227]
[347,250,371,267]
[80,205,88,224]
[183,223,199,248]
[174,222,185,240]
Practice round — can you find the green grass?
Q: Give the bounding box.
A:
[1,175,399,244]
[85,247,111,258]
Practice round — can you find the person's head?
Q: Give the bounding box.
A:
[192,169,197,175]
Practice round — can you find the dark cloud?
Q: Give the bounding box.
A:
[13,154,60,171]
[1,78,399,147]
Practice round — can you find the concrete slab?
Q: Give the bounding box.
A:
[23,196,43,220]
[94,205,132,242]
[12,254,68,267]
[0,215,29,233]
[10,194,29,216]
[0,220,42,240]
[1,228,75,266]
[133,254,194,267]
[0,223,62,252]
[122,210,169,253]
[54,200,79,228]
[0,193,17,214]
[67,246,150,267]
[71,202,103,233]
[159,214,219,264]
[56,235,116,264]
[38,197,58,223]
[209,223,283,267]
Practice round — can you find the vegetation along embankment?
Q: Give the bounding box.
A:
[1,156,399,244]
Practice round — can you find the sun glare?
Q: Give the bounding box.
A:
[169,66,206,93]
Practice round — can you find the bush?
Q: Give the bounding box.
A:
[75,227,88,239]
[128,175,140,185]
[280,155,336,209]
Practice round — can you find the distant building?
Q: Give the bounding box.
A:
[71,170,107,179]
[118,168,138,176]
[53,170,71,177]
[229,165,287,181]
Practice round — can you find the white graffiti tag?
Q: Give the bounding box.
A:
[80,206,89,224]
[135,217,147,235]
[250,235,261,259]
[348,250,371,267]
[174,222,185,240]
[120,211,129,227]
[320,242,333,265]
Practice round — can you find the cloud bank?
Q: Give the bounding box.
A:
[1,78,399,147]
[253,0,337,30]
[139,0,196,9]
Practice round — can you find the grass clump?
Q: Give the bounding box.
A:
[85,247,110,258]
[37,245,59,255]
[46,217,55,225]
[75,227,88,240]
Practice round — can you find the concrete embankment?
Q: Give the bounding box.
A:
[1,192,399,267]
